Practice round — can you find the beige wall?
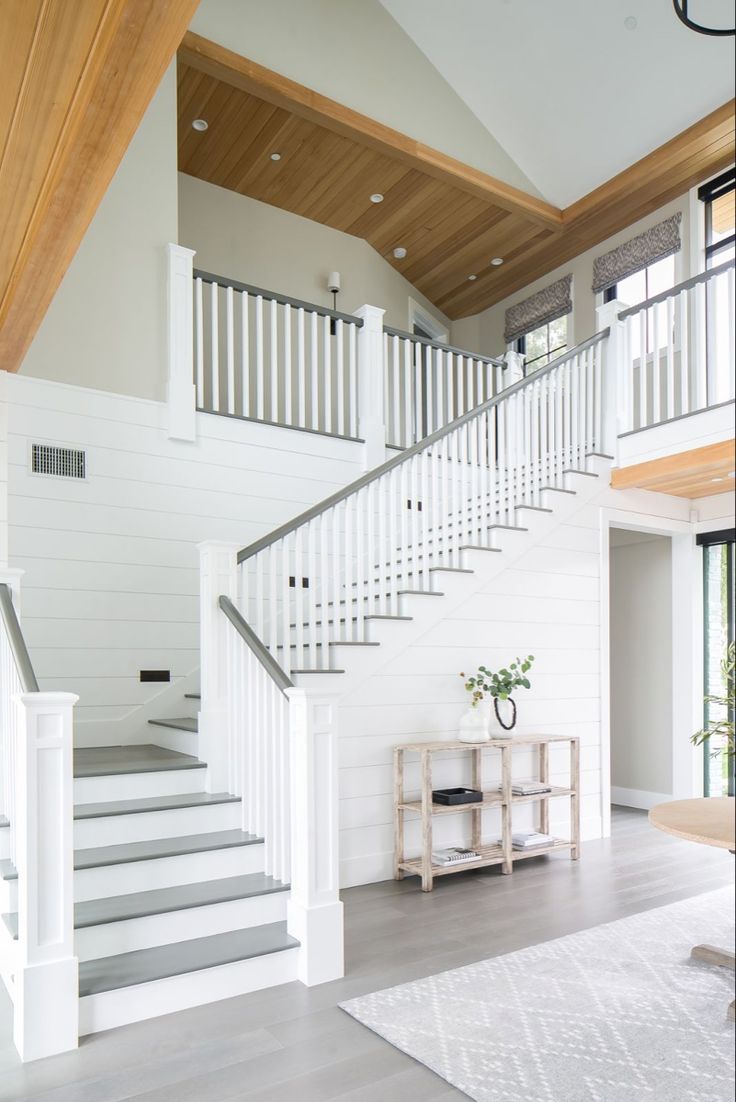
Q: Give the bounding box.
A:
[450,193,693,358]
[19,66,178,401]
[189,0,538,198]
[179,173,450,332]
[610,531,674,799]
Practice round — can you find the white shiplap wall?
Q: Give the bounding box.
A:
[6,374,363,742]
[338,495,607,888]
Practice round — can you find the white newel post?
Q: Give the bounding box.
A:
[166,243,197,442]
[596,300,628,457]
[0,370,9,565]
[354,304,386,470]
[198,541,239,793]
[503,350,525,387]
[14,691,78,1062]
[285,687,344,986]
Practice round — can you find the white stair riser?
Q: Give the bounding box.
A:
[143,727,199,757]
[75,893,289,961]
[0,830,9,861]
[74,844,265,902]
[78,947,299,1035]
[74,801,241,849]
[1,880,16,914]
[74,768,206,805]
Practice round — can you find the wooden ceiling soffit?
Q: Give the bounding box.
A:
[610,440,736,499]
[178,31,563,230]
[0,0,201,374]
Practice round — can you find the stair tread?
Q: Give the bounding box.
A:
[74,745,204,778]
[1,873,288,938]
[74,792,240,820]
[73,830,263,871]
[78,921,299,996]
[184,693,201,700]
[148,717,198,733]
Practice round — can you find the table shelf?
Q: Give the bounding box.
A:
[393,736,580,891]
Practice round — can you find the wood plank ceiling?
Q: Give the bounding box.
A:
[0,0,200,374]
[177,32,735,321]
[611,441,736,499]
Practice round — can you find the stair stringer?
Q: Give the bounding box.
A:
[293,458,612,701]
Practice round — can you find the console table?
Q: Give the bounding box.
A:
[393,734,580,892]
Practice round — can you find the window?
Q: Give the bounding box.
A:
[515,315,568,374]
[698,530,735,798]
[602,252,676,307]
[699,168,735,269]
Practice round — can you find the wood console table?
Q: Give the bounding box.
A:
[393,734,580,891]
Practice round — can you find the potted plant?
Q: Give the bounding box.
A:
[691,641,735,774]
[462,656,535,736]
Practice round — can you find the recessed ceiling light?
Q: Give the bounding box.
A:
[370,193,384,204]
[393,246,407,259]
[624,15,638,30]
[711,477,726,482]
[468,274,477,281]
[270,152,282,161]
[191,119,208,132]
[490,257,504,267]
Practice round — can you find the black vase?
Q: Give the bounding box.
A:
[493,696,517,731]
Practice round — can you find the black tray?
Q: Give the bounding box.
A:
[432,787,483,806]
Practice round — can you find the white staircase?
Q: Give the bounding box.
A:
[0,327,615,1060]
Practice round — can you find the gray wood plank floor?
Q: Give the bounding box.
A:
[1,807,733,1102]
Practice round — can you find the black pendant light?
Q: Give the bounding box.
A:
[672,0,735,36]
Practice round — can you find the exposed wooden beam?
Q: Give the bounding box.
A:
[178,31,564,231]
[0,0,200,374]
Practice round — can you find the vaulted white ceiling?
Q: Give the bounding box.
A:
[379,0,735,206]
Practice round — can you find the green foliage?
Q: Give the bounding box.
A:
[691,641,735,759]
[460,655,535,707]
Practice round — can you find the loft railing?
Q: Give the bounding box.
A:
[192,270,363,440]
[0,575,78,1061]
[618,259,735,433]
[383,325,505,449]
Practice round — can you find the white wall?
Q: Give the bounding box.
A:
[6,373,364,742]
[179,174,450,332]
[189,0,538,198]
[19,66,179,402]
[450,193,692,358]
[609,532,674,807]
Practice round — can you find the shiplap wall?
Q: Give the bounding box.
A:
[6,374,363,743]
[338,496,607,888]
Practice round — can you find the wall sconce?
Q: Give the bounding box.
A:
[327,271,341,312]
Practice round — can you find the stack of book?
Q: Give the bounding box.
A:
[498,780,553,796]
[431,847,481,867]
[511,831,554,851]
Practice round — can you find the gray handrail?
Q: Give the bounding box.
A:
[618,259,735,320]
[0,583,39,693]
[193,269,365,327]
[383,324,505,368]
[237,328,610,563]
[218,595,293,695]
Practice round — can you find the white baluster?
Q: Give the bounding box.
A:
[270,299,279,424]
[665,296,675,420]
[297,307,307,430]
[210,281,220,413]
[348,322,358,439]
[255,294,264,421]
[195,276,204,408]
[284,304,292,428]
[323,314,332,434]
[638,309,648,429]
[241,291,250,418]
[226,286,235,416]
[403,338,412,448]
[310,312,319,431]
[335,318,344,437]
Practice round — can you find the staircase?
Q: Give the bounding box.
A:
[0,327,614,1060]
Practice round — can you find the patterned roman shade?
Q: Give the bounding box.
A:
[591,213,682,294]
[503,274,573,345]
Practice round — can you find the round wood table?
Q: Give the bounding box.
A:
[650,796,735,1022]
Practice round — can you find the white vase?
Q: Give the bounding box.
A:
[490,697,517,739]
[458,706,490,743]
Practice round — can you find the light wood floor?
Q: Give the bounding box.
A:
[1,807,733,1101]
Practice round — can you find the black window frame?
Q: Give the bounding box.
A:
[515,317,568,375]
[698,167,735,269]
[697,527,735,798]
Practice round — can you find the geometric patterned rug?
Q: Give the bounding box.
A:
[341,887,736,1101]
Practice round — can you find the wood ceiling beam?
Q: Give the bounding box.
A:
[0,0,200,374]
[178,31,564,231]
[610,440,736,498]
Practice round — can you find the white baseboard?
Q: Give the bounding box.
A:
[611,785,672,811]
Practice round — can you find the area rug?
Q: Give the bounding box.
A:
[341,887,735,1101]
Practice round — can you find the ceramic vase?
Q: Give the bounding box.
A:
[458,706,490,743]
[490,696,517,738]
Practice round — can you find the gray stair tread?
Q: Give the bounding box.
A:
[184,693,201,700]
[79,921,299,996]
[74,745,204,778]
[2,830,261,880]
[2,873,288,938]
[74,792,240,820]
[0,815,7,829]
[148,717,198,733]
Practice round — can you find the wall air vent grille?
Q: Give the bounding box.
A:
[31,444,86,480]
